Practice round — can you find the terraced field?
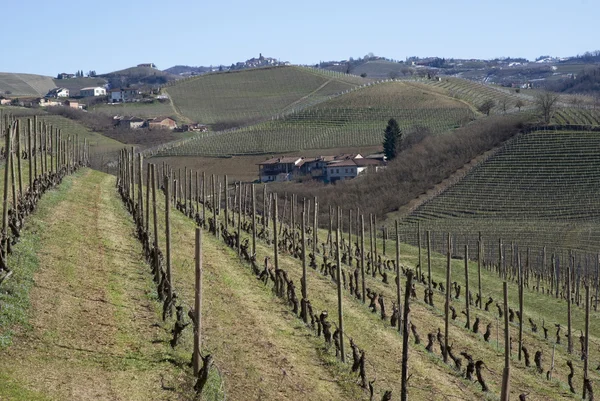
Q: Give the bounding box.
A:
[0,73,56,97]
[400,130,600,257]
[151,81,474,156]
[163,66,367,126]
[553,108,600,125]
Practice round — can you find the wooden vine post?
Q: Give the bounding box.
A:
[396,220,402,334]
[312,198,318,257]
[164,176,173,317]
[335,206,345,362]
[137,155,144,227]
[464,244,471,329]
[478,232,482,309]
[237,183,242,256]
[16,121,22,198]
[500,281,511,401]
[273,195,278,276]
[151,165,160,285]
[145,164,150,233]
[224,175,229,231]
[583,283,590,399]
[193,227,203,376]
[417,222,422,280]
[567,258,573,354]
[400,269,413,401]
[427,230,432,301]
[2,125,12,258]
[444,233,451,364]
[27,119,32,189]
[301,210,308,324]
[518,252,524,361]
[360,214,366,303]
[202,172,206,228]
[251,184,256,256]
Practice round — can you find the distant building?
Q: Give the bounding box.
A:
[117,116,145,129]
[148,116,177,130]
[109,88,141,103]
[178,123,208,132]
[45,87,69,98]
[57,73,75,79]
[257,153,384,183]
[38,98,61,107]
[137,63,157,69]
[63,100,81,109]
[80,87,106,97]
[0,99,12,105]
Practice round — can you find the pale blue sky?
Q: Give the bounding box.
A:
[2,0,597,76]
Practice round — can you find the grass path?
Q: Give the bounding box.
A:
[0,169,186,400]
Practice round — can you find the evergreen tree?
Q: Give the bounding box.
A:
[383,118,402,161]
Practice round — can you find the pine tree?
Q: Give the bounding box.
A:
[383,118,402,161]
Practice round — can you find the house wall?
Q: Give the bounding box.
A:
[326,166,358,181]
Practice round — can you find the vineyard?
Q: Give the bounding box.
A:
[400,129,600,257]
[163,66,367,126]
[150,81,475,157]
[0,72,56,97]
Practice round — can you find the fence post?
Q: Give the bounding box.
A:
[500,281,511,401]
[193,227,203,376]
[400,270,413,401]
[444,233,451,364]
[583,283,590,398]
[396,220,402,334]
[465,244,470,329]
[335,207,345,362]
[164,176,173,318]
[301,210,308,324]
[2,125,12,259]
[361,214,366,303]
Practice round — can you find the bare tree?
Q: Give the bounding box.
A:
[478,99,495,116]
[535,91,560,124]
[515,99,525,112]
[499,98,509,114]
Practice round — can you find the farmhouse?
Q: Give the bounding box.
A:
[80,86,106,97]
[45,87,69,98]
[258,157,304,182]
[137,63,157,69]
[109,88,141,103]
[258,153,384,183]
[325,158,382,183]
[117,116,145,129]
[148,116,177,130]
[63,100,83,109]
[0,99,11,105]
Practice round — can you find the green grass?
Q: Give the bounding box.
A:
[0,373,53,401]
[0,72,56,97]
[164,65,365,126]
[152,81,474,156]
[0,172,76,347]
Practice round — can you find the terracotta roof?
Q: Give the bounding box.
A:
[354,158,382,167]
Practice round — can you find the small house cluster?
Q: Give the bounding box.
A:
[258,153,386,183]
[114,116,178,130]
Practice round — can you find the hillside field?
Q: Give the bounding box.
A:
[163,66,367,127]
[0,73,56,97]
[400,129,600,255]
[152,81,474,157]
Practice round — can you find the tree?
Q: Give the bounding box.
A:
[383,118,402,161]
[478,99,495,116]
[535,91,560,124]
[515,99,525,111]
[499,98,508,114]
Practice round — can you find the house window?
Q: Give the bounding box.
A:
[345,168,349,173]
[336,169,339,174]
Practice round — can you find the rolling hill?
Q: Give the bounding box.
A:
[0,73,56,97]
[150,80,474,157]
[162,66,367,128]
[400,129,600,255]
[51,77,108,96]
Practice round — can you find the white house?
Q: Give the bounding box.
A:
[45,87,69,98]
[109,88,141,103]
[80,87,106,97]
[325,157,382,183]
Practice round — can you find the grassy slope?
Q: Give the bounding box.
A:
[155,81,474,157]
[0,170,188,400]
[0,73,56,97]
[164,66,364,126]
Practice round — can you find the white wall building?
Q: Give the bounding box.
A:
[80,87,106,97]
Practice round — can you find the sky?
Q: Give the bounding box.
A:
[2,0,598,76]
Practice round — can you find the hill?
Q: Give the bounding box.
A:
[163,65,367,129]
[0,73,56,97]
[400,129,600,255]
[152,80,474,157]
[101,66,179,88]
[350,60,411,79]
